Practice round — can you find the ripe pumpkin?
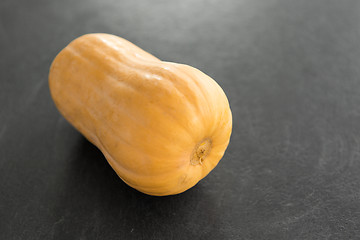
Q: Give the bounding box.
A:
[49,33,232,196]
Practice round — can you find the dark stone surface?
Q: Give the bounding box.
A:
[1,0,360,239]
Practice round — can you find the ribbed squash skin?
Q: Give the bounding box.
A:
[49,33,232,196]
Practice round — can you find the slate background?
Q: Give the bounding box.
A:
[1,0,360,239]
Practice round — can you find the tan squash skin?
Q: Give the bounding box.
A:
[49,33,232,196]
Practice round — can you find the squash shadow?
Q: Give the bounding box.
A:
[49,136,222,239]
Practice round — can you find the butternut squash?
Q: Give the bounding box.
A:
[49,33,232,196]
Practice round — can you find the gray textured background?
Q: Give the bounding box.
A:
[1,0,360,239]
